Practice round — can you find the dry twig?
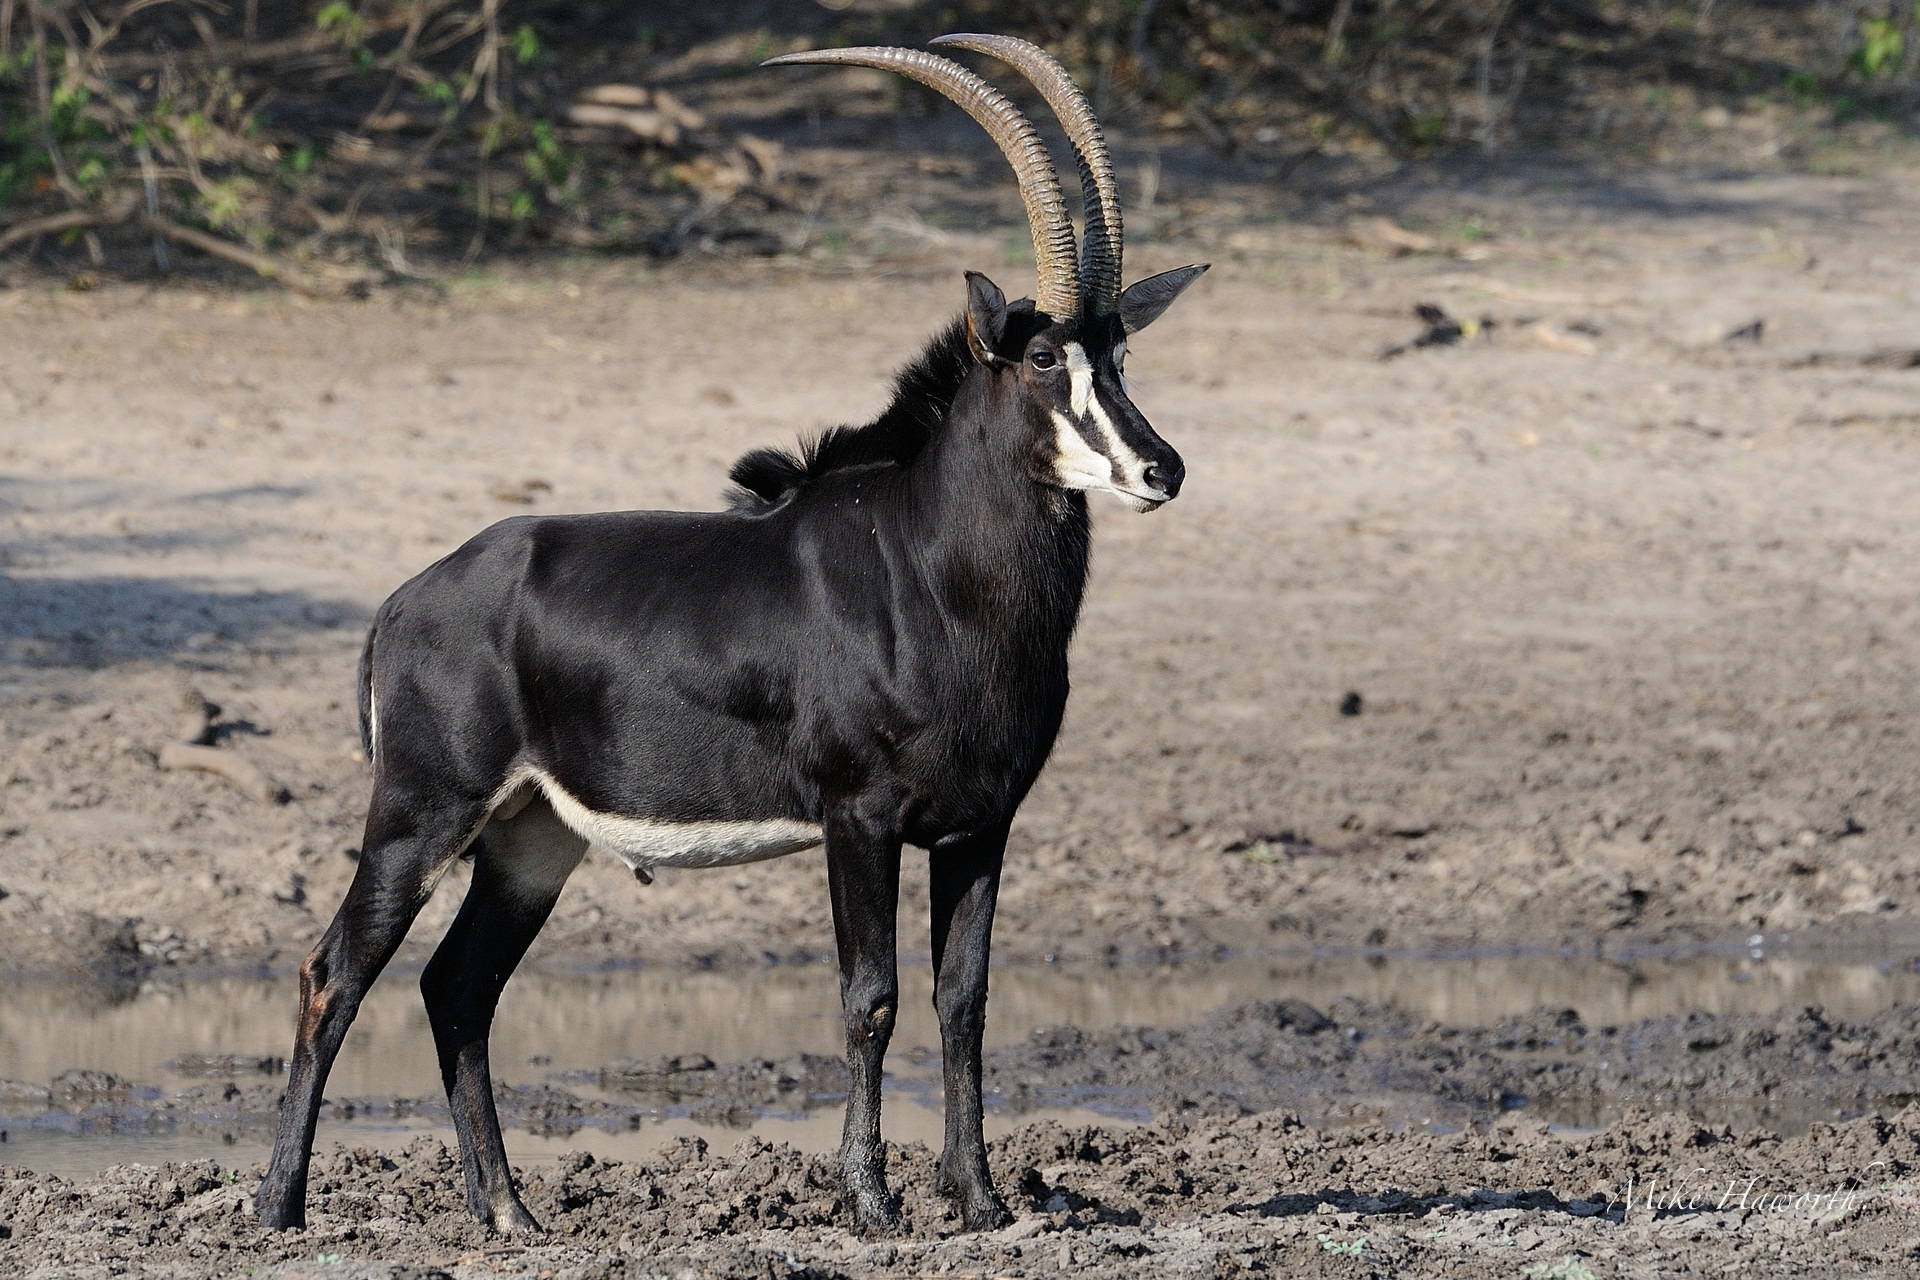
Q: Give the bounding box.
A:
[0,200,137,253]
[138,214,325,295]
[157,690,287,804]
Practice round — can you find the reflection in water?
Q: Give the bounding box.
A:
[0,1103,1131,1182]
[3,947,1916,1175]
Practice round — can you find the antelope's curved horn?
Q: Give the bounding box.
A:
[762,46,1080,321]
[932,34,1120,316]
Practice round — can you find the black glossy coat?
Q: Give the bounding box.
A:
[255,281,1189,1237]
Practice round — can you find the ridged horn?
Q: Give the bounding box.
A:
[762,45,1080,320]
[932,34,1121,315]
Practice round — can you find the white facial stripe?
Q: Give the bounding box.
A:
[1046,338,1166,508]
[1062,340,1132,477]
[1065,341,1094,418]
[488,766,825,878]
[366,687,378,763]
[1081,390,1119,455]
[1087,391,1154,491]
[1049,409,1115,489]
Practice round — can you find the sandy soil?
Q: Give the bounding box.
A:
[7,162,1920,980]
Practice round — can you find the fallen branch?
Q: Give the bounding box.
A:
[0,201,137,254]
[100,14,421,76]
[0,202,335,295]
[568,101,684,147]
[137,215,326,296]
[157,690,289,804]
[159,742,288,803]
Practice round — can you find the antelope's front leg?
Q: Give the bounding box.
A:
[825,808,903,1232]
[929,824,1012,1230]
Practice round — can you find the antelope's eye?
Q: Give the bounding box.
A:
[1030,349,1057,371]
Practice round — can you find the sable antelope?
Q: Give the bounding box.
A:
[255,34,1206,1236]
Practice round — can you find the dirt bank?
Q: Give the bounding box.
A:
[5,1104,1920,1277]
[4,163,1920,980]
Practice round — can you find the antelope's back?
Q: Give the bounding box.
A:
[366,501,908,822]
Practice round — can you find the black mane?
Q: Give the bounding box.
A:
[727,316,973,508]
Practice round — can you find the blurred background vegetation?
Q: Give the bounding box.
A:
[1,0,1916,287]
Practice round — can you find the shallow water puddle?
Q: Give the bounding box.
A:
[4,944,1916,1176]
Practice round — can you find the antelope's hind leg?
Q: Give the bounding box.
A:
[929,825,1012,1230]
[422,792,586,1233]
[256,787,486,1230]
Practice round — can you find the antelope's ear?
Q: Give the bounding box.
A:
[964,271,1009,365]
[1119,263,1209,334]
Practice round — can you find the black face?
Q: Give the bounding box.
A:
[1015,312,1184,510]
[964,267,1206,511]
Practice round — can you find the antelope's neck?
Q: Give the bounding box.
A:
[910,391,1092,658]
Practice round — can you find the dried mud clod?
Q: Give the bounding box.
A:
[47,1068,132,1107]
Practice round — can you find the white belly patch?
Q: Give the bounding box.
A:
[488,767,824,878]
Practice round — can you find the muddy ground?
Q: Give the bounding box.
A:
[13,993,1920,1275]
[7,1098,1920,1277]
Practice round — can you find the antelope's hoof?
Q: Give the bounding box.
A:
[854,1201,902,1235]
[938,1180,1011,1232]
[961,1195,1013,1232]
[255,1205,303,1235]
[252,1189,305,1232]
[843,1170,900,1234]
[489,1199,547,1236]
[935,1162,1010,1231]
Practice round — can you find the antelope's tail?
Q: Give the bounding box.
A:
[355,622,377,765]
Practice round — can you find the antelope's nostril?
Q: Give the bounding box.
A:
[1145,464,1183,499]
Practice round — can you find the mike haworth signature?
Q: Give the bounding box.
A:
[1613,1161,1891,1219]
